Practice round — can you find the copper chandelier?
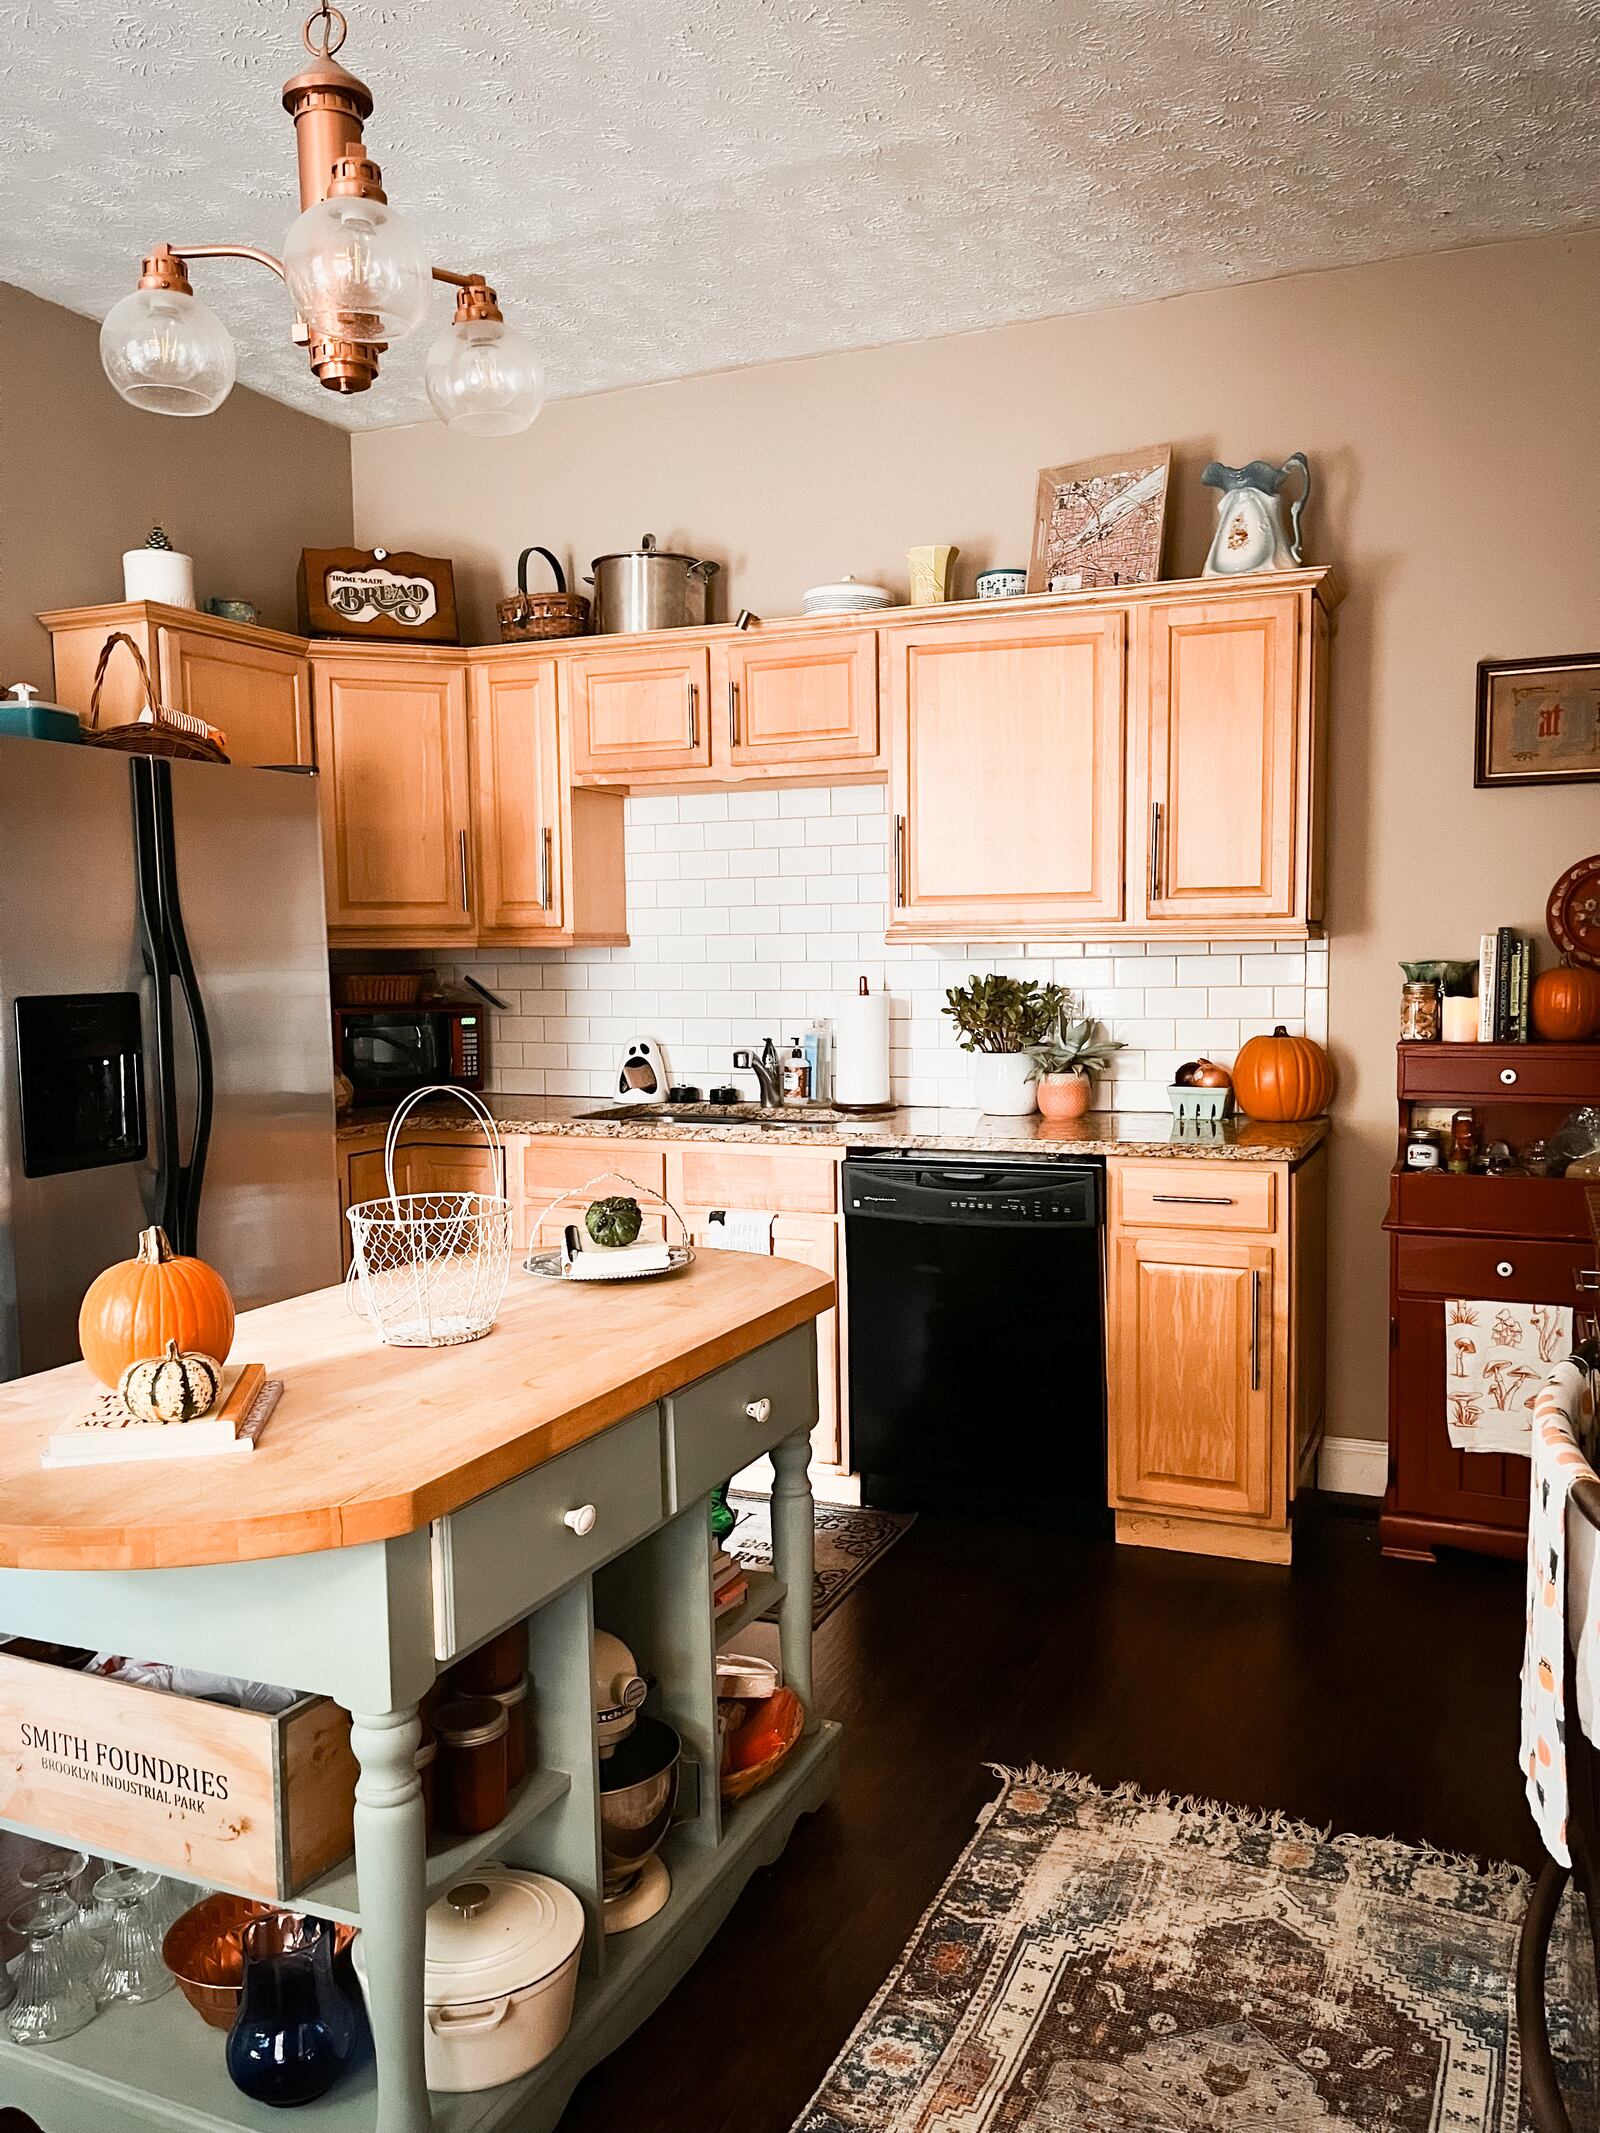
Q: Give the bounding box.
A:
[99,4,543,435]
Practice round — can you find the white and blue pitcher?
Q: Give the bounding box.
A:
[1201,453,1312,575]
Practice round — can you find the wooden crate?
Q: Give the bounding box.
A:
[0,1653,355,1900]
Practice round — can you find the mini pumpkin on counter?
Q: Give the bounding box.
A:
[1233,1026,1333,1122]
[119,1341,224,1424]
[585,1196,644,1250]
[79,1225,236,1389]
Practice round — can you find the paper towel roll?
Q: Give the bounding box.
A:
[123,546,196,609]
[833,986,890,1108]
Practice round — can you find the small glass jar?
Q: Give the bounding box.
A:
[1400,981,1441,1042]
[433,1696,509,1835]
[487,1675,530,1791]
[415,1733,437,1845]
[447,1623,526,1697]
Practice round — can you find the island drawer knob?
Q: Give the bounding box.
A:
[745,1397,772,1424]
[1499,1068,1518,1085]
[563,1504,597,1536]
[1496,1261,1514,1279]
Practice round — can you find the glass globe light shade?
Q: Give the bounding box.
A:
[424,316,545,436]
[99,286,236,417]
[283,193,433,345]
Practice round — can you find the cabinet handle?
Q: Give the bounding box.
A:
[1496,1260,1514,1279]
[457,830,471,912]
[745,1397,772,1424]
[727,679,739,749]
[1250,1269,1261,1391]
[1499,1068,1518,1086]
[1148,801,1164,903]
[563,1504,597,1536]
[893,814,907,907]
[1151,1193,1235,1206]
[686,679,699,748]
[539,825,552,910]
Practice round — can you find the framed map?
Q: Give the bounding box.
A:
[1027,445,1171,594]
[1475,654,1600,788]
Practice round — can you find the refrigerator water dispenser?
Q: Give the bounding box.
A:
[15,992,148,1177]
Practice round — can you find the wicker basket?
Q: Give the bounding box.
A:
[497,546,590,642]
[83,631,228,763]
[333,973,426,1007]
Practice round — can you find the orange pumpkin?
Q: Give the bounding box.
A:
[78,1226,235,1389]
[1531,960,1600,1042]
[1233,1026,1333,1121]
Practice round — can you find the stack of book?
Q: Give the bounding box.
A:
[712,1548,749,1619]
[1477,928,1533,1043]
[41,1366,280,1469]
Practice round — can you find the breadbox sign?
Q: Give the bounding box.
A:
[297,544,459,644]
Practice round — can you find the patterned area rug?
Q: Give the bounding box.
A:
[729,1494,914,1625]
[795,1768,1596,2132]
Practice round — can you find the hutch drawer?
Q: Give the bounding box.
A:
[1114,1162,1276,1233]
[430,1406,664,1659]
[1394,1233,1589,1305]
[0,1654,354,1901]
[665,1326,817,1510]
[1398,1045,1599,1103]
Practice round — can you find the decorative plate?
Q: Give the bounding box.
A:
[1547,853,1600,969]
[523,1244,696,1282]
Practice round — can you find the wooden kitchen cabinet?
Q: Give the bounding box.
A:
[713,629,879,773]
[312,653,476,945]
[565,641,712,780]
[470,655,627,947]
[885,608,1127,934]
[1131,589,1312,927]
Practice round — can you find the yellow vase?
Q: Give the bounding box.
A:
[907,545,958,605]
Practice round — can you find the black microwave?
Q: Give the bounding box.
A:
[334,1005,484,1097]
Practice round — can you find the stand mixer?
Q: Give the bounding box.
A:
[593,1630,680,1934]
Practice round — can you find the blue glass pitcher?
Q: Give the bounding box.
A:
[226,1912,357,2108]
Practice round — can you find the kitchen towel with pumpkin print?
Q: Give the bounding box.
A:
[1446,1298,1573,1451]
[1522,1359,1599,1866]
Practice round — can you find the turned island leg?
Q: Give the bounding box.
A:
[351,1706,431,2133]
[771,1428,815,1729]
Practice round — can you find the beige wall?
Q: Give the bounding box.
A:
[0,282,352,690]
[352,229,1600,1448]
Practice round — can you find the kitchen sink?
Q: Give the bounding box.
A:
[577,1101,851,1131]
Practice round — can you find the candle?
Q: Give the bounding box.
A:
[1441,994,1479,1043]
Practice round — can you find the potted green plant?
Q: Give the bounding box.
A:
[1026,1011,1125,1121]
[942,975,1064,1115]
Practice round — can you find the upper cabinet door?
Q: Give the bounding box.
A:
[157,628,313,768]
[566,643,712,780]
[1137,592,1302,923]
[315,658,475,942]
[886,611,1126,934]
[470,656,567,940]
[714,629,878,771]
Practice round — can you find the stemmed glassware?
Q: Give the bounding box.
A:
[7,1893,97,2044]
[18,1849,103,1987]
[90,1868,174,2006]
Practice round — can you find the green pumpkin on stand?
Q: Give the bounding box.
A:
[709,1482,737,1544]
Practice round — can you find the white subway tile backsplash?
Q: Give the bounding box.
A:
[423,784,1328,1106]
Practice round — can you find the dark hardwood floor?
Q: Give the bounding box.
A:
[559,1494,1533,2133]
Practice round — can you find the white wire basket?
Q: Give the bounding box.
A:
[346,1088,513,1347]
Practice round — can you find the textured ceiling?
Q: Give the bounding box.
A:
[1,0,1597,431]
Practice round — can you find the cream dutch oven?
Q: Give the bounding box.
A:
[354,1868,583,2093]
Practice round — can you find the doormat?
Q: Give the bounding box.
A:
[793,1767,1596,2132]
[728,1495,914,1626]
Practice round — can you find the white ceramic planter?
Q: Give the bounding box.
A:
[973,1052,1037,1116]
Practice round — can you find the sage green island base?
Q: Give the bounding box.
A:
[0,1260,838,2133]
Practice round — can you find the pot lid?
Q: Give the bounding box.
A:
[410,1869,584,2006]
[591,532,718,573]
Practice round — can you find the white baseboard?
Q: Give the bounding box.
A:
[1317,1435,1387,1499]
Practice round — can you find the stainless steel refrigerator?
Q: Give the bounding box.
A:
[0,738,342,1380]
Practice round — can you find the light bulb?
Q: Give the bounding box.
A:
[424,316,544,436]
[99,286,236,417]
[283,193,432,345]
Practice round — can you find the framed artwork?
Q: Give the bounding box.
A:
[1475,654,1600,788]
[1027,445,1171,594]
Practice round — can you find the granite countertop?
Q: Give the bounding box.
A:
[339,1096,1327,1164]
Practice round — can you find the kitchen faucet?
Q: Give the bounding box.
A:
[732,1038,784,1107]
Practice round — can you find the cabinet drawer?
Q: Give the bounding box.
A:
[0,1655,354,1902]
[677,1146,838,1215]
[1399,1047,1600,1103]
[431,1407,664,1660]
[1394,1234,1589,1305]
[1116,1162,1276,1232]
[520,1141,668,1205]
[665,1326,817,1511]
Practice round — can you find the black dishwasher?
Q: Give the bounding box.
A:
[843,1153,1108,1530]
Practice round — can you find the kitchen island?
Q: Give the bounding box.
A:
[0,1251,837,2132]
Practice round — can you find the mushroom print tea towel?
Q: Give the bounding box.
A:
[1446,1299,1573,1452]
[1522,1360,1599,1865]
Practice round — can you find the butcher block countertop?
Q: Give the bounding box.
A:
[340,1096,1328,1165]
[0,1253,832,1575]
